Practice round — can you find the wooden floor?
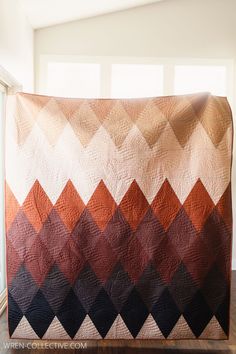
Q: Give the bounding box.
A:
[0,272,235,354]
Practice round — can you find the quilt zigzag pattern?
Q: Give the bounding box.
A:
[6,92,233,339]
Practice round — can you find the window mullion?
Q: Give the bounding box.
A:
[100,62,112,98]
[163,64,175,96]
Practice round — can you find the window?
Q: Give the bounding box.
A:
[0,82,6,297]
[47,62,100,98]
[174,65,227,96]
[39,56,233,106]
[111,64,163,98]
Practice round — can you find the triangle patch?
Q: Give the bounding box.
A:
[105,315,133,339]
[74,315,102,339]
[199,316,227,339]
[43,316,71,339]
[12,316,39,339]
[136,314,165,339]
[168,315,195,339]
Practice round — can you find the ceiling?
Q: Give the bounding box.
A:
[19,0,163,29]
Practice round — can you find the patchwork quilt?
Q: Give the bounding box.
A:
[5,92,233,339]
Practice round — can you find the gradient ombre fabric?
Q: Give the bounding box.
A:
[5,92,233,340]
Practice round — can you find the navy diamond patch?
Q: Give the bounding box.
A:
[184,290,213,337]
[25,289,54,338]
[89,288,118,338]
[120,287,149,338]
[57,288,86,339]
[8,292,23,336]
[151,287,180,338]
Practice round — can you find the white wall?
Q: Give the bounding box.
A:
[35,0,236,268]
[35,0,236,73]
[0,0,34,91]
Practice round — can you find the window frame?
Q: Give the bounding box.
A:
[0,65,21,315]
[0,82,6,315]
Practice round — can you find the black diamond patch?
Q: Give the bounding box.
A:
[89,288,118,338]
[120,287,149,338]
[151,287,181,338]
[215,291,230,336]
[184,290,213,337]
[57,288,86,339]
[25,289,54,338]
[8,291,23,336]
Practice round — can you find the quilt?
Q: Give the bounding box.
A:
[5,92,233,339]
